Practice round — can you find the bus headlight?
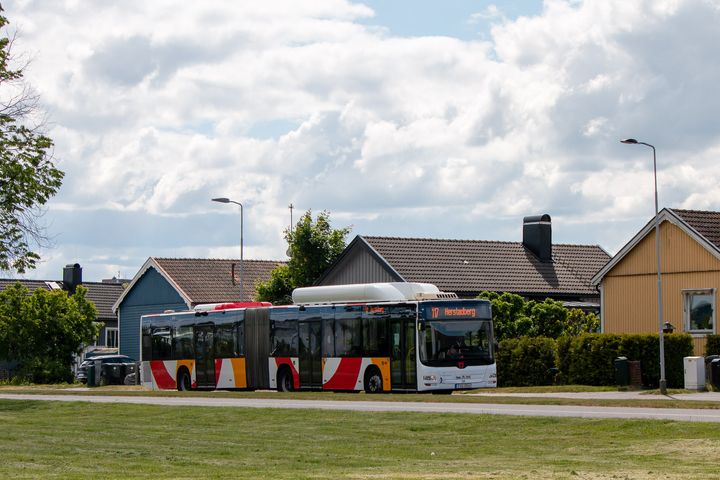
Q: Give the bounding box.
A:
[423,375,437,382]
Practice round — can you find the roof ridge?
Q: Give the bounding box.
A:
[154,257,286,263]
[363,235,604,249]
[671,207,720,214]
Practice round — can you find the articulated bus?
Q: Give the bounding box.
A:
[140,283,496,393]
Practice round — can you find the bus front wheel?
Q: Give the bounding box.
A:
[364,367,383,393]
[277,368,294,392]
[177,368,192,391]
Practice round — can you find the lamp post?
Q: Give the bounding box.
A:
[620,138,667,395]
[212,197,244,300]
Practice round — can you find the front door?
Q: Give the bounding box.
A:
[390,318,417,390]
[299,320,322,388]
[194,324,215,388]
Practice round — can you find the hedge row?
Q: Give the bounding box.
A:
[498,333,694,388]
[706,335,720,356]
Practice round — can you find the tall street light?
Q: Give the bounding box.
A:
[620,138,667,395]
[212,197,244,300]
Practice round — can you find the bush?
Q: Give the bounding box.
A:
[478,291,599,342]
[706,335,720,356]
[560,334,623,386]
[556,333,693,388]
[497,337,557,387]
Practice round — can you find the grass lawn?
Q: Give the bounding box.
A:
[2,400,720,479]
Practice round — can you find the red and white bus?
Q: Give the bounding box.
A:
[140,283,496,393]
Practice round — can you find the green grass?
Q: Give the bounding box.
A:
[2,400,720,479]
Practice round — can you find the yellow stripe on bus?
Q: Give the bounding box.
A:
[371,357,391,391]
[231,358,247,388]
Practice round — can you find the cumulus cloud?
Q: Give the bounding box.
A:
[4,0,720,280]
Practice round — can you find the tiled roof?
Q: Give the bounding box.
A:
[363,236,610,296]
[0,279,125,321]
[671,209,720,250]
[153,258,285,303]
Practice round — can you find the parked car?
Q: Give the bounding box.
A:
[76,355,136,384]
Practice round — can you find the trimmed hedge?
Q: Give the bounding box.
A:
[706,335,720,356]
[497,333,694,388]
[497,337,557,387]
[558,333,693,388]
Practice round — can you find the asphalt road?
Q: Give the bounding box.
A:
[3,393,720,422]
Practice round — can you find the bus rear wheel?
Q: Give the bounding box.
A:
[177,368,191,391]
[278,368,294,392]
[364,367,383,393]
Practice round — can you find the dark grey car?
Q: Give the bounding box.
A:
[76,355,135,384]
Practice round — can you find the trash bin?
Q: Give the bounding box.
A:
[628,360,642,390]
[711,358,720,390]
[706,355,720,391]
[614,356,629,388]
[86,360,97,387]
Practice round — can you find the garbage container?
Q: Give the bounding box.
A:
[614,356,629,389]
[86,360,97,387]
[711,358,720,390]
[706,356,720,391]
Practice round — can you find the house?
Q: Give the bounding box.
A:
[0,263,126,350]
[113,257,285,360]
[317,214,610,308]
[591,208,720,354]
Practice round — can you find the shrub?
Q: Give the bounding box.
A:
[497,337,557,387]
[706,335,720,356]
[478,291,599,342]
[556,333,693,388]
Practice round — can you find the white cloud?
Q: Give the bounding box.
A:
[4,0,720,279]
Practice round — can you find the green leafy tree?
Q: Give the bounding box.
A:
[0,7,63,273]
[477,291,599,341]
[0,283,99,383]
[256,210,350,304]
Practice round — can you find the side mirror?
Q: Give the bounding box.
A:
[417,321,425,332]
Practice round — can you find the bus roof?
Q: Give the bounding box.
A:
[292,282,457,305]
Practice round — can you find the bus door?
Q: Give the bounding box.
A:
[194,324,216,388]
[299,320,322,388]
[390,317,417,390]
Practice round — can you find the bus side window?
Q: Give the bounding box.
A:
[323,318,334,357]
[172,324,193,360]
[236,318,244,356]
[362,314,388,357]
[141,324,152,360]
[151,326,172,360]
[335,307,362,357]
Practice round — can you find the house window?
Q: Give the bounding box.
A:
[683,289,715,334]
[105,328,119,348]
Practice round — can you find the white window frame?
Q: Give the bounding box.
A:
[683,288,716,335]
[105,327,119,348]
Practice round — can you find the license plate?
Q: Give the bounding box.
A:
[455,383,472,389]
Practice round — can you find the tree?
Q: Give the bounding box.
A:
[0,283,99,383]
[477,291,599,342]
[0,7,63,273]
[256,210,351,304]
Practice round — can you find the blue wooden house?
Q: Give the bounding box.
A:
[113,257,284,360]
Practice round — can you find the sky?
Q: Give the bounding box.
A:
[3,0,720,282]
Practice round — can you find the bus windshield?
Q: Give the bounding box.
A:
[418,319,494,367]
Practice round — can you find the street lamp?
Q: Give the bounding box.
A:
[212,197,244,300]
[620,138,667,395]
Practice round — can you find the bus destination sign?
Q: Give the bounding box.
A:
[424,303,489,320]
